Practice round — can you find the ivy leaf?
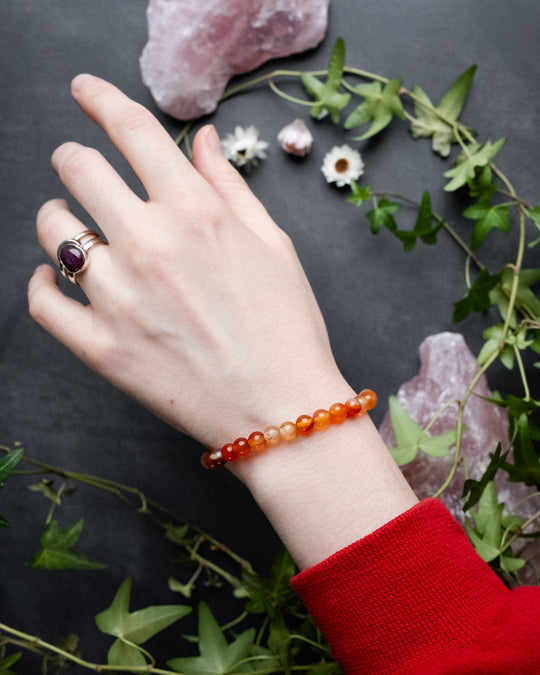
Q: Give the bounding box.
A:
[387,396,458,465]
[0,652,22,675]
[462,444,508,511]
[394,190,442,251]
[344,78,405,140]
[476,324,515,370]
[503,414,540,486]
[96,578,191,668]
[366,198,400,234]
[526,199,540,246]
[27,518,108,570]
[463,196,510,249]
[347,180,371,206]
[467,164,497,198]
[0,447,23,529]
[452,269,501,323]
[443,138,505,192]
[410,65,477,156]
[168,602,256,675]
[301,38,350,123]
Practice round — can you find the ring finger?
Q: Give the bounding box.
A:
[37,198,110,287]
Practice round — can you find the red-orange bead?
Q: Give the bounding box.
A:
[221,443,238,462]
[355,395,368,415]
[248,431,266,452]
[313,409,331,431]
[345,397,363,416]
[280,421,297,441]
[329,402,347,424]
[233,437,250,457]
[359,389,377,410]
[296,414,314,434]
[201,450,226,469]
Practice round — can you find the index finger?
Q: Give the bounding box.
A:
[70,74,206,203]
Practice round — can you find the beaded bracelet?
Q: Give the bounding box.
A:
[201,389,377,469]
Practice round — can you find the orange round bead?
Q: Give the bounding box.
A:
[233,437,250,457]
[264,426,281,446]
[355,395,368,415]
[345,397,363,416]
[296,414,314,434]
[313,409,331,431]
[329,402,347,424]
[359,389,377,410]
[248,431,266,452]
[279,421,297,441]
[221,443,237,462]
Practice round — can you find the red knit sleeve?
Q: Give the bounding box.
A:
[290,498,540,674]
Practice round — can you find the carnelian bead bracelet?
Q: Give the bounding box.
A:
[201,389,377,469]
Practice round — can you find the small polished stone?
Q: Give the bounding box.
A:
[329,402,347,424]
[296,414,314,434]
[264,426,281,446]
[279,421,297,441]
[221,443,238,462]
[59,244,85,273]
[359,389,377,410]
[345,397,363,416]
[232,437,250,457]
[313,409,331,431]
[247,431,266,452]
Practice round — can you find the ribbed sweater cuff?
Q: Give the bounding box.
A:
[290,498,508,674]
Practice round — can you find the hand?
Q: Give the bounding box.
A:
[28,74,350,449]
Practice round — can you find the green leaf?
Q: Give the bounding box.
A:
[27,519,107,570]
[503,414,540,486]
[387,396,457,465]
[462,444,508,511]
[393,191,442,251]
[301,38,350,123]
[453,269,501,323]
[443,138,505,192]
[477,324,515,370]
[0,447,23,484]
[410,66,476,156]
[0,652,22,675]
[345,78,405,140]
[463,196,510,249]
[107,640,147,668]
[238,547,297,617]
[168,602,256,675]
[366,198,400,234]
[95,578,191,645]
[346,180,371,206]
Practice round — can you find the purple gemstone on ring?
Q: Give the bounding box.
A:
[59,244,85,273]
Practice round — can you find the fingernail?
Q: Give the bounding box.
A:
[71,73,94,93]
[203,125,223,154]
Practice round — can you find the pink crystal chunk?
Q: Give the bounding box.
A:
[379,332,511,518]
[140,0,330,120]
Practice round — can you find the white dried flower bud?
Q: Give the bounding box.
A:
[277,119,313,157]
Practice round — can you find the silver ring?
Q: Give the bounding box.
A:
[57,229,107,284]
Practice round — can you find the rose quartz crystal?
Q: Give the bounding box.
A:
[379,332,514,518]
[140,0,330,120]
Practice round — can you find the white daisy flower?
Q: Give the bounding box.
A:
[221,125,269,168]
[321,145,364,187]
[277,119,313,157]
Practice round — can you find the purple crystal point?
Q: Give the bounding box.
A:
[59,244,85,273]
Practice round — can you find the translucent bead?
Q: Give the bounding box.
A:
[233,437,250,457]
[355,396,368,415]
[201,450,225,469]
[359,389,377,410]
[313,409,331,431]
[329,402,347,424]
[279,421,297,441]
[345,397,363,416]
[221,443,238,462]
[296,414,314,434]
[248,431,266,452]
[264,426,281,446]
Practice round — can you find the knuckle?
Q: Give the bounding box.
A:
[57,145,99,180]
[115,103,154,136]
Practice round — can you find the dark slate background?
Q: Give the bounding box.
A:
[1,0,539,670]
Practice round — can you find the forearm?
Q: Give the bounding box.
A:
[228,379,418,570]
